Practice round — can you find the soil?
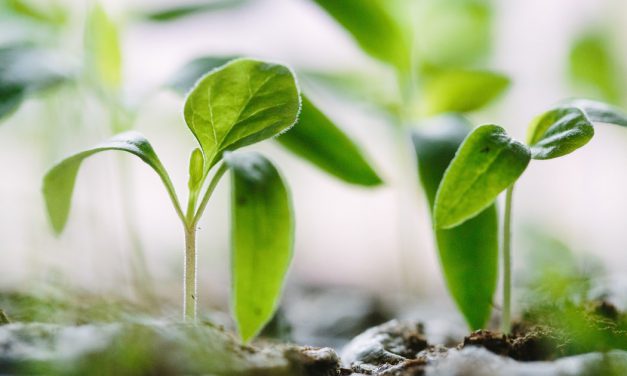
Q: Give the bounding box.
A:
[1,288,626,376]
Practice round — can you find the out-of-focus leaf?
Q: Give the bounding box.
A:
[566,99,627,127]
[167,56,236,94]
[4,0,67,25]
[434,124,530,229]
[43,131,178,234]
[225,152,293,343]
[414,0,492,69]
[0,45,72,122]
[183,58,301,171]
[420,70,509,115]
[277,96,382,186]
[527,106,594,160]
[412,115,498,329]
[299,70,401,115]
[569,32,622,104]
[141,0,250,22]
[312,0,411,72]
[85,4,122,89]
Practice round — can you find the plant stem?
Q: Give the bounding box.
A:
[192,163,228,226]
[502,185,514,334]
[184,225,197,322]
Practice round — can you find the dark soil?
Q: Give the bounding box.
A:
[460,326,562,361]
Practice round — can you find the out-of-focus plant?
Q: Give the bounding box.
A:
[569,30,625,105]
[433,100,627,333]
[43,59,301,342]
[0,45,73,122]
[302,0,509,331]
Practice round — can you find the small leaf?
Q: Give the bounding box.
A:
[85,4,122,89]
[527,106,594,160]
[225,152,293,342]
[43,131,178,233]
[569,32,622,103]
[566,99,627,127]
[0,45,72,122]
[412,115,498,330]
[188,148,204,191]
[420,70,510,116]
[434,125,530,229]
[183,58,301,171]
[277,96,382,186]
[312,0,410,71]
[167,56,236,94]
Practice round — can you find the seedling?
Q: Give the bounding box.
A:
[42,58,301,342]
[433,99,627,333]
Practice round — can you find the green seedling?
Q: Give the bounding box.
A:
[42,58,301,342]
[433,99,627,333]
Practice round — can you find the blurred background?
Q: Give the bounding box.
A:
[1,0,627,323]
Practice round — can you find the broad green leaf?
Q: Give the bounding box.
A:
[277,96,382,186]
[569,32,622,104]
[434,125,530,229]
[167,56,236,94]
[420,70,510,116]
[566,99,627,127]
[43,131,178,233]
[412,115,498,330]
[171,57,381,186]
[225,152,293,342]
[527,107,594,160]
[141,0,249,22]
[183,59,301,171]
[312,0,410,72]
[0,45,72,122]
[85,4,122,89]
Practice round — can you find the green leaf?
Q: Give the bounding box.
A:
[569,32,622,104]
[277,96,382,186]
[141,0,250,22]
[420,70,510,116]
[85,4,122,89]
[566,99,627,127]
[434,125,530,229]
[43,131,180,233]
[312,0,410,71]
[527,106,594,160]
[184,58,301,171]
[0,45,72,122]
[412,115,498,330]
[225,152,293,342]
[167,56,236,94]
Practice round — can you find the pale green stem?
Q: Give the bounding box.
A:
[182,163,229,322]
[192,163,229,226]
[183,225,197,321]
[502,185,514,334]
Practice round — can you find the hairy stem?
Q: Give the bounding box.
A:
[184,225,197,322]
[502,185,514,334]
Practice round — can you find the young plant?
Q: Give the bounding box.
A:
[432,100,627,333]
[42,58,301,342]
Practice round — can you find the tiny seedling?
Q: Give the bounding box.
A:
[433,99,627,333]
[42,58,301,342]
